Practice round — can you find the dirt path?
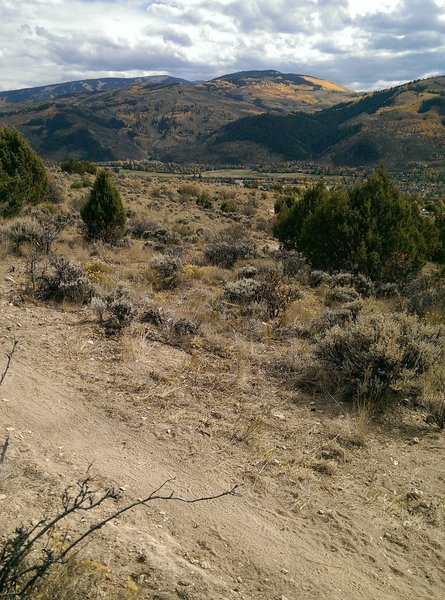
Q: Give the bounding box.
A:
[1,281,444,599]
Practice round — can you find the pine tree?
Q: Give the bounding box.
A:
[273,167,430,281]
[80,170,126,243]
[0,126,48,216]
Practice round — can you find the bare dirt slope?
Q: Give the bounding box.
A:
[1,269,444,600]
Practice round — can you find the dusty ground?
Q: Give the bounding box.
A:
[0,172,444,599]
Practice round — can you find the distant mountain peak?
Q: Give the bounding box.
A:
[210,70,352,93]
[0,75,188,104]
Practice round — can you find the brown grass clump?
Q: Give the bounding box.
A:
[420,365,445,429]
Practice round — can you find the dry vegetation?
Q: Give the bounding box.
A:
[0,168,444,599]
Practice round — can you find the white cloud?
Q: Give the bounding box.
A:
[0,0,444,91]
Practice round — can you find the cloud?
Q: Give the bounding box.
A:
[0,0,444,91]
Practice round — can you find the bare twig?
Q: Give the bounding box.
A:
[0,436,9,467]
[0,474,240,598]
[0,339,18,387]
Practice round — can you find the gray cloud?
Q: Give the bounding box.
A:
[0,0,444,91]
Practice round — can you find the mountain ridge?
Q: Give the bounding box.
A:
[1,71,444,167]
[0,75,188,104]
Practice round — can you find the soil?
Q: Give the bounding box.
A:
[1,272,444,600]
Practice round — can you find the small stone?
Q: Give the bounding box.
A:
[2,398,10,403]
[281,568,288,574]
[201,561,211,570]
[0,494,7,501]
[273,413,286,420]
[406,488,424,500]
[409,437,420,445]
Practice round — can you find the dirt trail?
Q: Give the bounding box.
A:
[1,282,444,599]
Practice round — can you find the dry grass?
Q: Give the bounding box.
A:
[3,169,445,599]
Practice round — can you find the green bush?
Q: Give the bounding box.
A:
[61,159,97,175]
[274,168,430,281]
[313,307,445,409]
[0,126,47,216]
[80,170,126,243]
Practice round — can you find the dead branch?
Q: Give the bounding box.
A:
[0,473,240,598]
[0,436,9,467]
[0,339,18,387]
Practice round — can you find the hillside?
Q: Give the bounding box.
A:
[198,70,354,113]
[194,76,445,168]
[1,168,444,598]
[0,75,188,104]
[2,72,445,168]
[0,71,356,162]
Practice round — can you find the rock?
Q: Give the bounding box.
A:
[405,488,424,500]
[273,413,286,420]
[201,561,211,570]
[0,494,7,501]
[409,437,420,445]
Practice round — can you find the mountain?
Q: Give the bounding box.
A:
[0,75,188,104]
[4,71,445,168]
[0,70,356,161]
[197,70,354,113]
[185,76,445,168]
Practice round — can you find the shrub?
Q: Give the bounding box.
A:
[324,286,361,307]
[0,126,48,216]
[1,209,68,255]
[38,256,94,303]
[80,170,126,243]
[1,218,44,255]
[91,296,107,323]
[220,200,237,213]
[178,183,201,198]
[279,249,309,279]
[46,177,64,204]
[313,308,445,409]
[400,274,445,319]
[224,278,264,304]
[196,192,213,209]
[172,318,200,337]
[237,265,258,279]
[139,300,166,326]
[205,225,256,268]
[150,254,182,288]
[309,270,333,287]
[129,218,161,239]
[260,271,298,318]
[61,159,97,175]
[313,300,364,333]
[330,272,375,297]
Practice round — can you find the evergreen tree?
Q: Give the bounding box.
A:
[273,167,430,281]
[0,126,48,216]
[80,170,126,243]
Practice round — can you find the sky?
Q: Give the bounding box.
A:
[0,0,444,92]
